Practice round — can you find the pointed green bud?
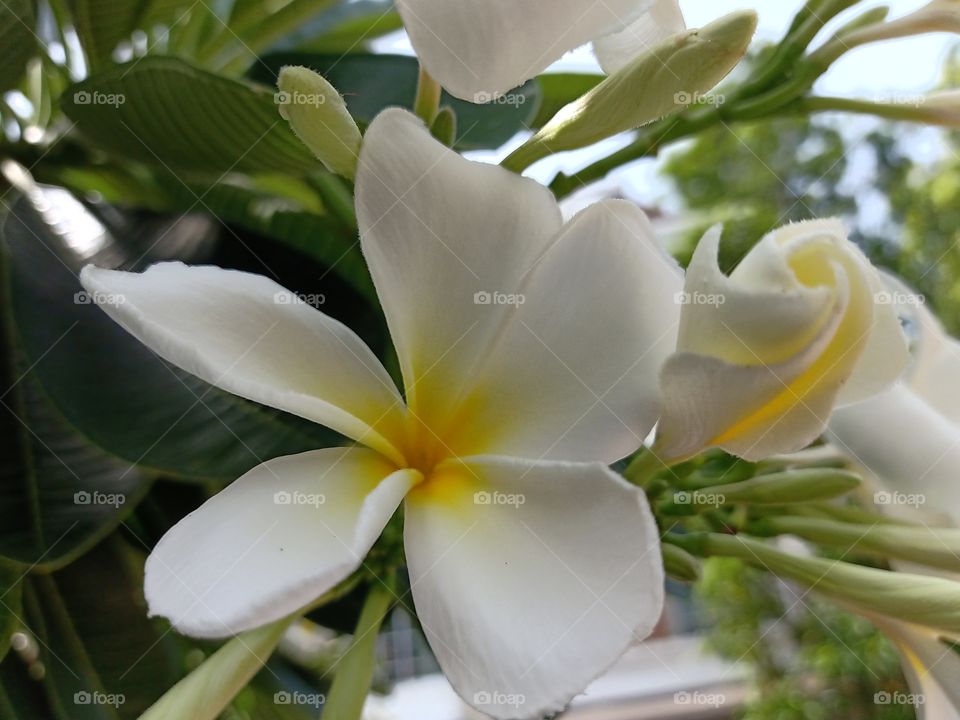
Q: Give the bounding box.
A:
[663,469,860,513]
[502,11,757,172]
[702,533,960,636]
[662,541,702,582]
[430,105,457,147]
[758,516,960,574]
[140,617,291,720]
[277,66,361,180]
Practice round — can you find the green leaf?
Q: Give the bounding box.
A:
[2,193,335,490]
[66,0,194,70]
[61,57,317,176]
[301,4,403,53]
[0,0,36,92]
[532,73,603,128]
[24,538,183,719]
[0,218,154,568]
[248,53,542,151]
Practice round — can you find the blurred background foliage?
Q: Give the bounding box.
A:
[0,0,958,718]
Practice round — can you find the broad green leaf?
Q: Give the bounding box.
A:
[249,53,542,151]
[66,0,194,69]
[301,4,403,53]
[2,193,335,489]
[62,57,316,176]
[533,73,603,128]
[24,539,183,719]
[0,220,153,568]
[0,0,36,92]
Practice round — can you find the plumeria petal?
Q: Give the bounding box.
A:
[356,108,562,433]
[403,455,663,719]
[80,263,407,463]
[657,220,908,461]
[907,300,960,426]
[444,200,682,463]
[395,0,654,100]
[593,0,686,74]
[145,448,417,638]
[829,385,960,526]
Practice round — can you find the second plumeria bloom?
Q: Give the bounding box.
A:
[656,220,909,462]
[80,108,683,718]
[397,0,684,100]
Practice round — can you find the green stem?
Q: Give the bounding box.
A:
[413,65,442,126]
[308,171,358,229]
[322,580,395,720]
[800,95,951,126]
[623,447,675,488]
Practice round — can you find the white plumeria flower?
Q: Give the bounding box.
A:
[396,0,684,100]
[830,281,960,525]
[655,219,909,462]
[80,108,684,718]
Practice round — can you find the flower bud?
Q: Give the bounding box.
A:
[277,66,361,180]
[656,219,909,462]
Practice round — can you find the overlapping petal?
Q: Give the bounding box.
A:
[80,264,407,463]
[444,200,682,463]
[144,448,417,638]
[403,455,663,718]
[396,0,654,100]
[593,0,686,74]
[657,220,908,461]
